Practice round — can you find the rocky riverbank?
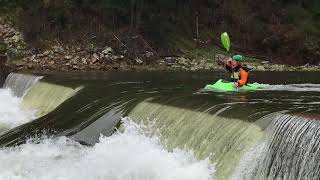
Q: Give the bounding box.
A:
[1,17,319,73]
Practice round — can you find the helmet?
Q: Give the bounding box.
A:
[232,55,242,61]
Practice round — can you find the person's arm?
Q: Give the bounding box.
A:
[225,59,232,72]
[236,68,249,86]
[217,57,232,67]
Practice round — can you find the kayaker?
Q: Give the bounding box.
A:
[218,54,250,88]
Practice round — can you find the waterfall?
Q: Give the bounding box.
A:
[252,114,320,180]
[21,82,83,117]
[3,73,42,97]
[128,98,264,180]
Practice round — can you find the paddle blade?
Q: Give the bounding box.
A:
[221,32,230,52]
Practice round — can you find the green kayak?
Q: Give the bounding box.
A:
[205,79,262,92]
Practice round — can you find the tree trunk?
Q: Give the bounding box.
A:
[130,0,136,34]
[196,12,199,39]
[0,55,9,87]
[135,0,144,32]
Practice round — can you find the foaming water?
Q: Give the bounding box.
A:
[263,83,320,92]
[0,89,35,132]
[3,73,42,97]
[253,114,320,179]
[0,118,214,180]
[230,143,266,180]
[128,99,263,179]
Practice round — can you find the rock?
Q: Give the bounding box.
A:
[72,55,78,60]
[119,62,128,70]
[269,64,284,71]
[112,65,119,70]
[135,58,143,64]
[177,57,191,67]
[98,52,104,59]
[261,61,269,64]
[26,64,34,69]
[215,54,226,62]
[93,53,99,60]
[43,50,52,56]
[81,58,88,65]
[72,65,80,70]
[37,53,46,58]
[65,55,72,60]
[246,64,254,70]
[91,57,98,64]
[204,63,214,70]
[256,65,266,71]
[171,65,181,69]
[165,57,176,65]
[145,51,154,58]
[102,47,113,54]
[30,55,36,61]
[70,58,78,65]
[46,53,53,59]
[52,45,64,53]
[11,34,22,43]
[158,60,165,65]
[110,55,124,61]
[277,64,286,71]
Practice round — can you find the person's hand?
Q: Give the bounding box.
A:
[226,58,232,66]
[234,82,239,88]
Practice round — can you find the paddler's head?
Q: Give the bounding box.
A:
[231,54,242,68]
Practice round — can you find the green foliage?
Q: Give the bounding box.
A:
[0,42,8,54]
[1,0,320,65]
[285,3,320,36]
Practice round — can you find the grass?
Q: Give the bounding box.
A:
[166,31,228,62]
[166,30,263,64]
[0,42,7,54]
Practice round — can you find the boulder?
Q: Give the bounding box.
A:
[102,47,113,54]
[135,58,143,64]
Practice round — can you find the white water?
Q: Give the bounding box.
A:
[0,118,214,180]
[3,73,42,97]
[262,83,320,92]
[0,89,35,132]
[230,143,266,180]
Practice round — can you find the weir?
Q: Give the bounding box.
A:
[128,97,320,180]
[3,73,42,97]
[252,114,320,180]
[21,82,83,117]
[128,98,266,180]
[0,73,83,140]
[0,72,320,180]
